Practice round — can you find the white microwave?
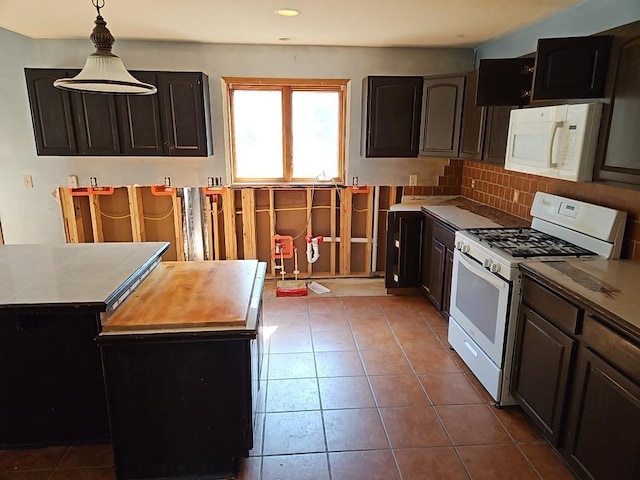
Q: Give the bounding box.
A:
[504,103,603,182]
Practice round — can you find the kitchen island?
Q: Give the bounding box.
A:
[98,260,266,480]
[0,242,169,447]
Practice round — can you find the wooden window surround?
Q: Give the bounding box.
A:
[224,77,348,185]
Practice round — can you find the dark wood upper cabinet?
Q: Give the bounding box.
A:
[25,69,213,157]
[419,75,464,157]
[532,36,611,100]
[366,76,423,157]
[459,71,486,160]
[482,105,514,165]
[595,21,640,185]
[24,69,78,155]
[476,58,534,106]
[118,71,165,156]
[159,72,212,157]
[477,35,611,106]
[72,92,122,156]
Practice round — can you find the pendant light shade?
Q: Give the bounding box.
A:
[54,0,156,95]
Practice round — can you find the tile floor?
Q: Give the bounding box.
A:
[0,294,576,480]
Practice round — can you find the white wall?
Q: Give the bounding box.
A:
[0,32,473,244]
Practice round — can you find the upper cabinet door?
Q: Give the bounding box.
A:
[595,22,640,185]
[419,75,464,157]
[532,35,611,100]
[159,72,213,156]
[72,92,122,156]
[118,71,165,156]
[476,59,534,106]
[459,71,486,160]
[24,69,78,156]
[365,76,423,158]
[482,105,514,166]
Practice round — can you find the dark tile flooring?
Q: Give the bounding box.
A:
[0,294,576,479]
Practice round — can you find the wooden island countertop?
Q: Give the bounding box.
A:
[102,259,260,332]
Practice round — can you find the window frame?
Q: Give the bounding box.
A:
[224,77,349,185]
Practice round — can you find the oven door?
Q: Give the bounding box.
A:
[449,249,511,366]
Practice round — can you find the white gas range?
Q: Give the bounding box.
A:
[448,192,627,406]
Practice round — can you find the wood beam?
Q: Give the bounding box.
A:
[222,188,238,260]
[339,188,352,276]
[172,193,185,261]
[241,189,257,259]
[59,188,80,243]
[127,186,146,242]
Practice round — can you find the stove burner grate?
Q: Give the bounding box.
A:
[465,227,596,258]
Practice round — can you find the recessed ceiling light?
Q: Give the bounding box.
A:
[276,9,299,17]
[279,37,297,41]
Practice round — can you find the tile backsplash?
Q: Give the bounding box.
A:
[461,160,640,260]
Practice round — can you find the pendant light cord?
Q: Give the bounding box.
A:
[93,0,105,16]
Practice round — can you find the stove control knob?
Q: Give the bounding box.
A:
[461,244,470,253]
[455,240,463,250]
[490,263,501,273]
[483,258,492,268]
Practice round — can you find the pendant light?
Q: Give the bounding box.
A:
[54,0,156,95]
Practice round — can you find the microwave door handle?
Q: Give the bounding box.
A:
[547,121,564,167]
[456,250,507,290]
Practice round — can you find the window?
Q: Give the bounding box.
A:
[225,78,348,184]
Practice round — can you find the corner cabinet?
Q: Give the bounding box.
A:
[365,76,423,157]
[458,69,513,166]
[385,211,423,288]
[419,75,464,157]
[513,269,640,480]
[25,69,213,157]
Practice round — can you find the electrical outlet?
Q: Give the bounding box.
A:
[471,179,476,189]
[164,177,171,187]
[67,175,79,189]
[23,175,33,189]
[513,189,520,203]
[90,177,98,187]
[352,176,359,186]
[207,177,214,188]
[216,176,223,186]
[409,174,418,186]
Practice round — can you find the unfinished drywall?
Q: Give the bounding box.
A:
[0,29,473,244]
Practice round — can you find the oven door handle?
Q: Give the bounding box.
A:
[455,250,508,290]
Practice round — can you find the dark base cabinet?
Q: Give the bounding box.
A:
[99,330,260,479]
[421,211,456,318]
[0,310,109,447]
[385,211,423,289]
[512,305,576,445]
[514,269,640,480]
[566,347,640,480]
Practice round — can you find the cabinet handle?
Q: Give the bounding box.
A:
[463,339,478,358]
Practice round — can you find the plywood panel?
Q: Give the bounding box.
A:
[128,186,146,242]
[241,190,257,259]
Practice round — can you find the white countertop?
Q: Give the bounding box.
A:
[523,259,640,334]
[0,242,169,308]
[423,205,501,229]
[389,195,458,212]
